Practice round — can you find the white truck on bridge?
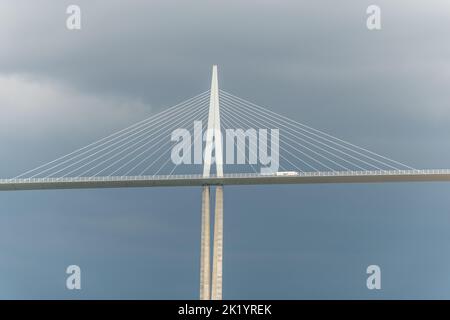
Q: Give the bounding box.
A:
[275,171,299,176]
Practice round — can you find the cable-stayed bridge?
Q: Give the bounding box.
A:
[1,66,449,300]
[3,88,450,188]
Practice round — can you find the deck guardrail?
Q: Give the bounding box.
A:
[2,169,450,185]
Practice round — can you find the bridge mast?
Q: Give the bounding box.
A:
[200,65,224,300]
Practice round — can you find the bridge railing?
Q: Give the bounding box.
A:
[1,169,450,184]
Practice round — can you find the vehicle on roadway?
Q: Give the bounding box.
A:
[274,171,299,176]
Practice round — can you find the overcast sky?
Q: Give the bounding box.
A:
[1,0,450,299]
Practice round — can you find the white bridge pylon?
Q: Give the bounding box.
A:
[203,65,223,178]
[200,65,224,300]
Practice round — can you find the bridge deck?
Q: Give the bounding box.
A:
[1,170,450,191]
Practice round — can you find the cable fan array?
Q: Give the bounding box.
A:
[14,89,413,179]
[15,91,211,179]
[219,90,413,174]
